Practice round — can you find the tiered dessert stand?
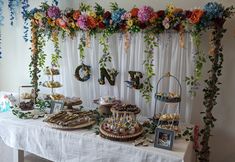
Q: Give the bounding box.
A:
[99,104,143,141]
[153,72,181,133]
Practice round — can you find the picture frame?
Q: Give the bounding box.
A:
[50,100,64,114]
[154,128,175,150]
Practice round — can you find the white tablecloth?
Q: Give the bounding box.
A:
[0,112,194,162]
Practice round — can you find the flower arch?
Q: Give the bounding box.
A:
[26,2,234,162]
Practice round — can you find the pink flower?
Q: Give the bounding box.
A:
[121,12,131,20]
[77,14,88,30]
[162,17,170,29]
[137,6,154,23]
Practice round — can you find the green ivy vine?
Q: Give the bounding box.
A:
[51,31,61,67]
[186,32,206,96]
[140,32,157,102]
[78,33,86,62]
[29,21,46,102]
[99,31,112,68]
[183,6,234,162]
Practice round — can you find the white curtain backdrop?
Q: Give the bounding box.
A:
[58,32,194,123]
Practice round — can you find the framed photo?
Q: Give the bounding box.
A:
[50,101,64,114]
[154,128,175,150]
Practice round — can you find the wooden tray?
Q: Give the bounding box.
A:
[45,120,96,130]
[99,124,144,141]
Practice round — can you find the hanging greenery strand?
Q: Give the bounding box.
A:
[78,33,86,62]
[51,31,61,67]
[186,32,206,96]
[99,31,112,68]
[29,20,46,102]
[140,32,157,102]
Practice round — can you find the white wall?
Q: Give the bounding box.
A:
[0,0,235,162]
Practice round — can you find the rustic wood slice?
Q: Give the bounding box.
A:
[99,124,144,141]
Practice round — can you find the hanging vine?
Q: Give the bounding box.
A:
[29,20,46,102]
[51,31,61,67]
[99,31,112,68]
[78,32,86,62]
[140,32,157,102]
[186,32,206,96]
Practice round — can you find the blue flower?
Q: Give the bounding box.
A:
[0,0,4,26]
[204,2,224,20]
[8,0,21,25]
[111,8,126,24]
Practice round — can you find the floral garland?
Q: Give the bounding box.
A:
[23,2,234,161]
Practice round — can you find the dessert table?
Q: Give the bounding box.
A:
[0,111,195,162]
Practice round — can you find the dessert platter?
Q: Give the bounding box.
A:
[99,104,143,141]
[94,96,119,106]
[43,109,96,130]
[49,94,65,100]
[156,92,181,103]
[44,67,60,75]
[63,97,82,109]
[153,113,180,132]
[42,81,63,88]
[111,104,141,115]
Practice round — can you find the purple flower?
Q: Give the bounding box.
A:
[77,14,88,30]
[137,6,154,23]
[47,6,61,19]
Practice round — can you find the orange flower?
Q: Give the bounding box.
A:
[56,18,67,28]
[73,10,81,20]
[131,8,139,17]
[87,16,97,29]
[189,9,204,24]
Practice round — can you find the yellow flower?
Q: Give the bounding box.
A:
[48,18,55,27]
[34,12,43,20]
[167,4,175,13]
[97,15,103,22]
[70,22,75,28]
[87,11,96,18]
[127,19,133,27]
